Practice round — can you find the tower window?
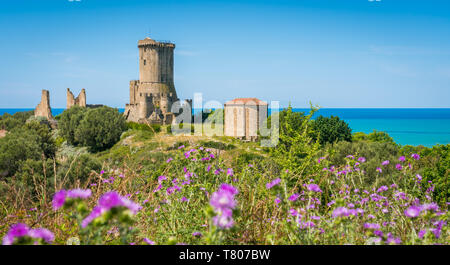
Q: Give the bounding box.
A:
[144,59,146,65]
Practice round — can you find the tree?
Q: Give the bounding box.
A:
[25,120,57,159]
[311,115,352,145]
[75,106,127,152]
[0,128,42,177]
[353,130,395,145]
[58,106,88,146]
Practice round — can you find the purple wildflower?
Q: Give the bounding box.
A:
[404,205,421,218]
[411,153,420,160]
[377,186,388,193]
[67,189,92,199]
[52,190,67,210]
[418,230,427,239]
[288,193,300,201]
[358,157,366,163]
[364,223,381,230]
[381,160,390,166]
[192,232,203,237]
[266,178,281,189]
[28,228,54,244]
[332,207,350,218]
[398,156,405,162]
[144,238,155,245]
[307,184,322,193]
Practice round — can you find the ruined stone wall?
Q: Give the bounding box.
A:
[34,90,53,120]
[67,88,87,109]
[124,104,140,123]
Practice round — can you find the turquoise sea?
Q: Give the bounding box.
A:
[1,108,449,147]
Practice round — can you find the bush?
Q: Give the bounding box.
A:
[199,140,235,150]
[267,105,321,176]
[24,120,57,159]
[126,122,161,133]
[75,107,127,152]
[327,141,400,185]
[353,130,396,145]
[58,106,126,152]
[57,153,102,185]
[311,115,352,145]
[0,110,34,131]
[0,128,42,177]
[58,106,88,146]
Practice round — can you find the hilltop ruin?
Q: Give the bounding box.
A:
[124,37,191,125]
[34,89,53,120]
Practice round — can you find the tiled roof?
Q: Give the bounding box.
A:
[225,98,268,105]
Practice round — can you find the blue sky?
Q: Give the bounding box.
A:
[0,0,449,108]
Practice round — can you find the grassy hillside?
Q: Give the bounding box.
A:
[0,110,448,245]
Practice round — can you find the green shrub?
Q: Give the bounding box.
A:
[0,128,42,177]
[58,106,88,146]
[75,107,127,152]
[0,110,34,131]
[311,115,352,145]
[126,122,161,133]
[327,141,400,185]
[199,140,235,150]
[267,105,321,176]
[57,153,102,185]
[24,120,57,159]
[353,130,396,144]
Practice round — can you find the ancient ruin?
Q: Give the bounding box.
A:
[224,98,268,141]
[34,89,53,120]
[124,37,191,125]
[67,88,86,109]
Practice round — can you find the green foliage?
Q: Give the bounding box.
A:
[404,144,449,205]
[59,106,126,152]
[58,106,88,146]
[167,123,195,134]
[311,115,352,145]
[353,130,396,144]
[199,140,235,150]
[0,128,42,177]
[15,158,57,202]
[75,107,127,152]
[126,122,161,133]
[327,141,400,185]
[57,153,102,185]
[268,104,322,177]
[24,120,57,159]
[0,110,34,131]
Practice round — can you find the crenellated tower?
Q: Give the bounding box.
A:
[125,36,187,124]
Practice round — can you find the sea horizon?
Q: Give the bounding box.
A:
[1,108,450,147]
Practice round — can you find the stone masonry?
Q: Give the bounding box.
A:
[67,88,86,109]
[124,37,191,125]
[224,98,268,141]
[34,89,53,120]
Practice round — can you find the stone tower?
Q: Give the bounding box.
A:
[34,90,53,120]
[125,37,186,124]
[67,88,86,109]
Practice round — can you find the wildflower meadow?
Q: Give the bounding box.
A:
[2,144,448,245]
